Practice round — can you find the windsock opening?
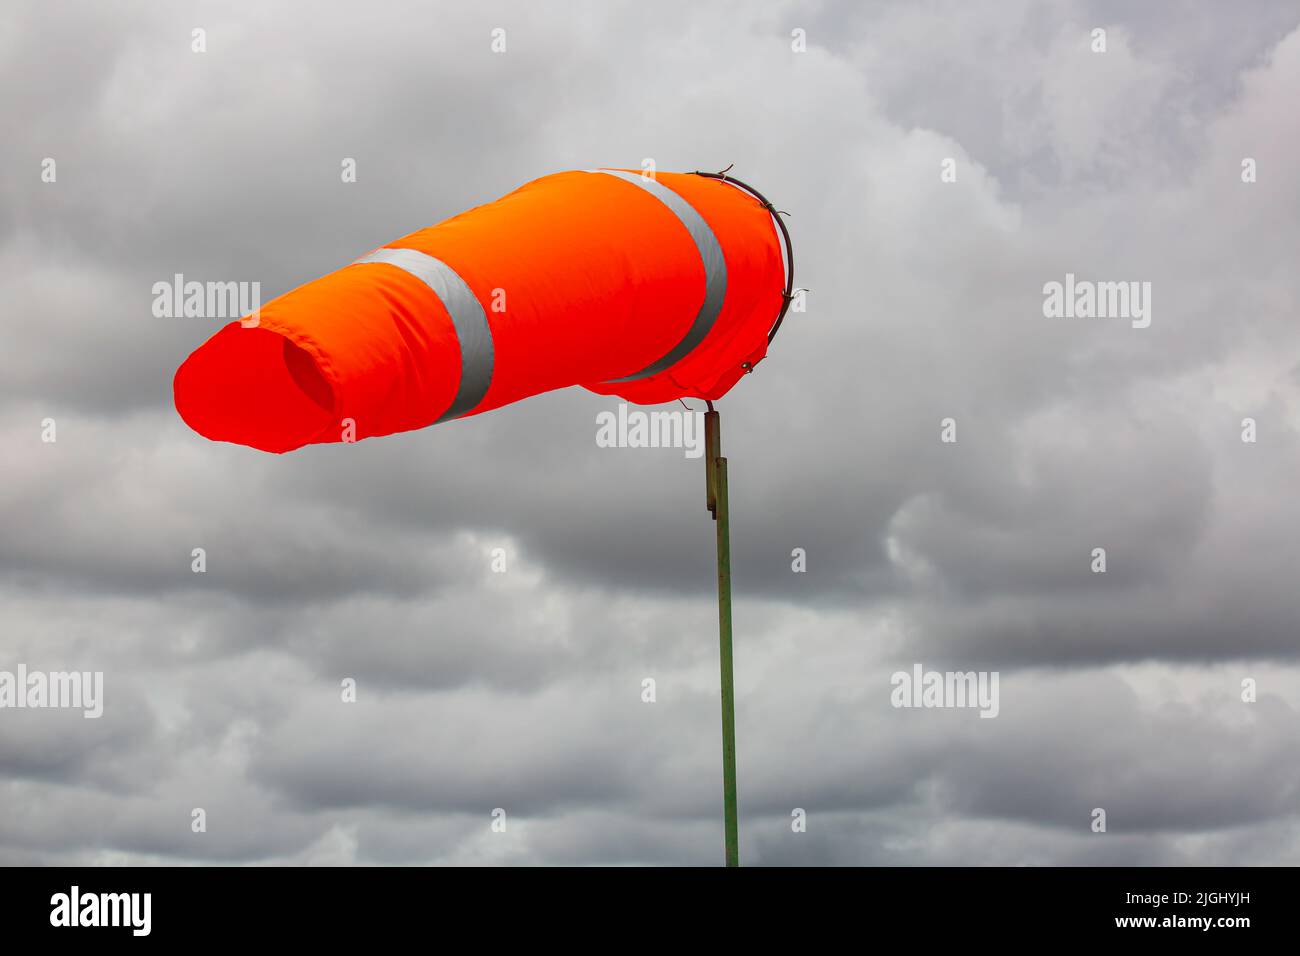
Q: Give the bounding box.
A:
[173,323,337,453]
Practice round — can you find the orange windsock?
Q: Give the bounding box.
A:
[174,169,789,453]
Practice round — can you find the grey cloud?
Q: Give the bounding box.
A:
[2,0,1299,866]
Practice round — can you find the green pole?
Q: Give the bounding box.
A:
[705,407,739,867]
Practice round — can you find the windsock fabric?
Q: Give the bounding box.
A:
[174,169,786,453]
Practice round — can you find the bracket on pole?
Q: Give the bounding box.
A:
[706,408,721,519]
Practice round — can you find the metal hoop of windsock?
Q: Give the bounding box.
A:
[174,168,793,452]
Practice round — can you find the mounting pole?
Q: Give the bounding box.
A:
[705,403,739,867]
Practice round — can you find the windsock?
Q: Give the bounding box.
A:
[174,169,790,453]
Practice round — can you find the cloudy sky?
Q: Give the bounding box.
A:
[3,0,1299,865]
